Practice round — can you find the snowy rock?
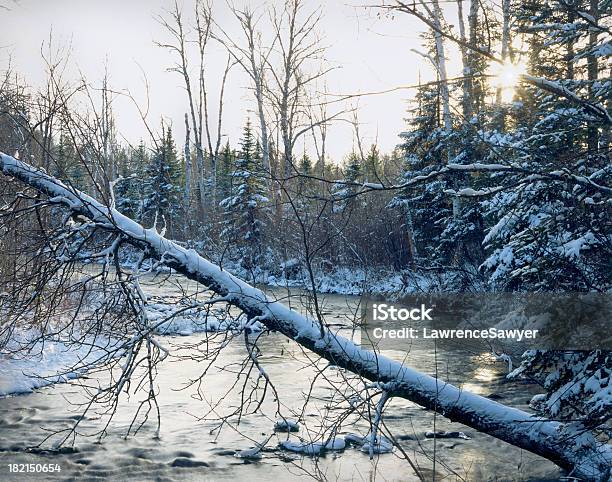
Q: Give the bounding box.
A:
[343,433,365,446]
[279,437,346,456]
[359,436,394,455]
[234,447,264,460]
[274,419,300,432]
[346,433,394,455]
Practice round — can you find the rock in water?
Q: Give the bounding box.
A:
[170,457,210,468]
[274,419,300,432]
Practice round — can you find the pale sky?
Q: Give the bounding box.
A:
[0,0,463,162]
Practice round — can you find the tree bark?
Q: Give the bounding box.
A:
[586,0,599,152]
[0,152,610,481]
[183,113,191,206]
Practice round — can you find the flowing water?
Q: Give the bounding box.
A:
[0,276,562,481]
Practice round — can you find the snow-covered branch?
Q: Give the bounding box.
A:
[1,152,610,480]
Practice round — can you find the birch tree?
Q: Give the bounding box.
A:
[214,5,273,175]
[158,0,231,209]
[267,0,334,178]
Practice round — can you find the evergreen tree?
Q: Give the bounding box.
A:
[216,141,234,203]
[481,0,611,291]
[363,144,382,183]
[219,119,270,271]
[297,151,315,201]
[54,131,87,190]
[142,127,182,234]
[115,141,148,220]
[390,75,455,268]
[332,151,363,214]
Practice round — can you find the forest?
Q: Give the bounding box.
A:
[0,0,610,481]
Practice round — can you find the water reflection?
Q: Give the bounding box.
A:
[0,279,561,481]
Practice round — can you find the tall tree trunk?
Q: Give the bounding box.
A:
[586,0,599,152]
[427,0,452,133]
[495,0,512,115]
[184,113,191,206]
[425,0,461,221]
[456,0,472,119]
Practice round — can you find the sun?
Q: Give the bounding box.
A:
[490,61,527,102]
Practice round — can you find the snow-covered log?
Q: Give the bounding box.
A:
[1,152,610,480]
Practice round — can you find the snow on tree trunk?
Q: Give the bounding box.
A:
[422,0,462,221]
[427,0,452,133]
[0,152,610,480]
[183,113,191,205]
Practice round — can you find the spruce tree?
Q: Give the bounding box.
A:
[54,131,87,190]
[216,141,234,204]
[481,0,611,291]
[142,127,182,234]
[219,119,270,272]
[115,141,148,220]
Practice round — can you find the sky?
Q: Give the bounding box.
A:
[0,0,464,163]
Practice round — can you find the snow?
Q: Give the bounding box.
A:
[342,433,394,454]
[279,437,345,455]
[560,231,597,258]
[0,302,261,398]
[146,303,263,335]
[444,187,504,197]
[234,436,271,460]
[425,431,471,440]
[274,419,300,432]
[343,433,365,445]
[447,162,513,171]
[359,433,394,454]
[234,447,263,460]
[0,330,119,397]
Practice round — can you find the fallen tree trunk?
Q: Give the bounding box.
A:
[1,152,610,480]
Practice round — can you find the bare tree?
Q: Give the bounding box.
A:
[266,0,334,178]
[157,0,232,209]
[215,4,273,175]
[309,84,328,174]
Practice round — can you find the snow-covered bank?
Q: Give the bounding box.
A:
[0,331,119,397]
[0,305,261,398]
[264,267,415,296]
[97,244,435,297]
[107,252,433,296]
[211,258,447,296]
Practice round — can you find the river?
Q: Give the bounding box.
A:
[0,275,562,481]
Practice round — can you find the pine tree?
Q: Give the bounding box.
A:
[216,141,234,204]
[480,0,611,291]
[219,119,270,272]
[142,127,182,234]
